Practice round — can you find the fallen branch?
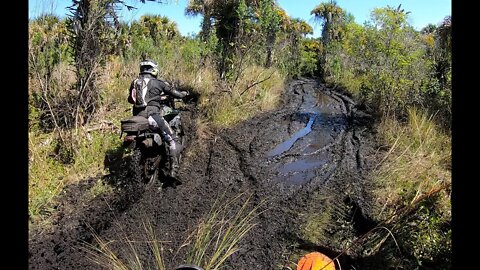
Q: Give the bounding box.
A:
[84,120,115,133]
[240,71,275,96]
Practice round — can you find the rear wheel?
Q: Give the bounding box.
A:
[144,153,162,185]
[128,147,144,184]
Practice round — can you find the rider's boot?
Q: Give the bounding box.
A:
[166,136,180,179]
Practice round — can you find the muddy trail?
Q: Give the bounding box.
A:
[29,78,386,269]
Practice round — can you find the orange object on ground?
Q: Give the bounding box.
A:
[296,252,336,270]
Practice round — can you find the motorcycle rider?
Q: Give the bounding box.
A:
[128,58,189,179]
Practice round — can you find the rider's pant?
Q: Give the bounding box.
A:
[133,105,174,142]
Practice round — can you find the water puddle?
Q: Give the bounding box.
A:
[267,114,316,158]
[278,159,326,174]
[285,170,317,185]
[267,90,347,185]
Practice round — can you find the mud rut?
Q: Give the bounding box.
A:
[29,78,383,270]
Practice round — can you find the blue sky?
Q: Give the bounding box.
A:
[29,0,451,37]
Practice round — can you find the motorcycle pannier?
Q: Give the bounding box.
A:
[121,116,150,132]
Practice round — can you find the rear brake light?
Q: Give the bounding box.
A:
[124,135,135,142]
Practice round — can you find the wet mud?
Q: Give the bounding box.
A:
[29,78,384,269]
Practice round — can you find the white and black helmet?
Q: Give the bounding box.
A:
[139,59,159,77]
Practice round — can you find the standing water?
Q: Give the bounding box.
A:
[266,89,347,185]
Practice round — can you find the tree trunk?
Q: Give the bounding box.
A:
[265,31,276,68]
[201,11,211,42]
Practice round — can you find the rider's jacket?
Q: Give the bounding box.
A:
[128,73,187,110]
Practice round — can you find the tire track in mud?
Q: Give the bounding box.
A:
[29,78,380,270]
[217,78,379,269]
[28,176,149,269]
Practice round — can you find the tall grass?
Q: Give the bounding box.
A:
[373,107,451,209]
[29,131,68,222]
[371,107,451,267]
[85,220,167,270]
[28,129,118,224]
[209,66,285,128]
[28,51,131,225]
[84,193,264,270]
[185,193,265,270]
[98,55,137,114]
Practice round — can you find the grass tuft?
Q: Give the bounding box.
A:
[371,107,451,267]
[184,192,265,270]
[83,192,264,270]
[84,220,167,270]
[373,107,451,209]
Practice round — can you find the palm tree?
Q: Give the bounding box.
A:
[139,15,179,43]
[311,0,343,45]
[311,0,344,79]
[186,0,214,41]
[286,18,314,76]
[186,0,258,78]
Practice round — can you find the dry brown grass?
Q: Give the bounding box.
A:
[210,65,285,128]
[373,106,451,220]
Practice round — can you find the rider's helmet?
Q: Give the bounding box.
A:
[139,59,159,77]
[296,252,335,270]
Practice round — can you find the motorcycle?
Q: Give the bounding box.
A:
[120,99,186,186]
